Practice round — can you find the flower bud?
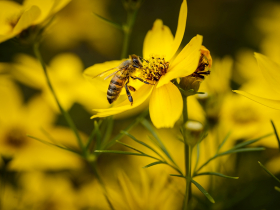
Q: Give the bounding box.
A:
[179,76,203,96]
[123,0,143,11]
[184,120,205,147]
[196,92,209,109]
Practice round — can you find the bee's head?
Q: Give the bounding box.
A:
[130,54,143,68]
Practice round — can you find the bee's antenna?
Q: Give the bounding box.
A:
[140,56,149,63]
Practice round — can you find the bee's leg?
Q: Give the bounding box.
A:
[130,76,154,85]
[128,86,136,92]
[125,81,133,105]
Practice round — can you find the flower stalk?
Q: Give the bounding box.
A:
[182,94,192,209]
[33,41,85,155]
[121,0,143,59]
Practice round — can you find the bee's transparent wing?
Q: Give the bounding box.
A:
[104,69,123,80]
[92,67,119,79]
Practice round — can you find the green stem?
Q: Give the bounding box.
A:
[183,144,192,210]
[33,42,85,155]
[183,95,188,123]
[182,94,192,209]
[121,8,139,59]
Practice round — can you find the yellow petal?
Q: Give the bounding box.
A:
[13,5,41,34]
[233,90,280,110]
[12,54,46,89]
[23,0,53,24]
[255,53,280,95]
[49,53,83,80]
[24,0,71,24]
[149,82,183,128]
[157,35,202,88]
[143,19,174,59]
[51,0,71,15]
[91,84,153,118]
[83,60,124,94]
[0,1,22,35]
[167,0,187,61]
[0,76,23,123]
[117,171,141,209]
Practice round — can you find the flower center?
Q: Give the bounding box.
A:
[5,127,28,149]
[140,55,169,84]
[232,107,259,124]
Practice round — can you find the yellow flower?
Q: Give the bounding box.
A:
[107,170,179,210]
[234,53,280,109]
[84,0,204,128]
[43,0,121,56]
[0,0,71,43]
[0,75,82,170]
[11,53,108,112]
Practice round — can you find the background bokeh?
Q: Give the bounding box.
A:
[1,0,280,209]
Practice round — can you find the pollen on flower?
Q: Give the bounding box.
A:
[140,54,169,84]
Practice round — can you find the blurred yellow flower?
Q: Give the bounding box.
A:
[11,53,108,112]
[107,170,179,210]
[85,0,204,128]
[194,56,233,128]
[43,0,121,57]
[2,171,78,210]
[0,0,71,43]
[0,75,83,170]
[234,53,280,110]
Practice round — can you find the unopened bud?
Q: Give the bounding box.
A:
[123,0,142,11]
[184,120,204,147]
[196,92,209,109]
[179,76,203,96]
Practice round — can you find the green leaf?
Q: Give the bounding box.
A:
[92,12,123,30]
[85,120,100,151]
[275,186,280,192]
[121,131,165,160]
[191,179,215,203]
[258,161,280,183]
[230,133,272,151]
[116,140,145,154]
[143,161,165,168]
[217,131,231,152]
[271,120,280,152]
[102,110,149,149]
[28,135,80,155]
[195,147,265,175]
[94,150,145,156]
[194,172,239,179]
[170,174,185,178]
[219,147,265,157]
[141,119,175,164]
[40,127,59,145]
[102,117,114,147]
[194,144,200,172]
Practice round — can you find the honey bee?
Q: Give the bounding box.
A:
[94,54,151,105]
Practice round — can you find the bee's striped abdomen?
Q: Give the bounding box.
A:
[107,72,126,104]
